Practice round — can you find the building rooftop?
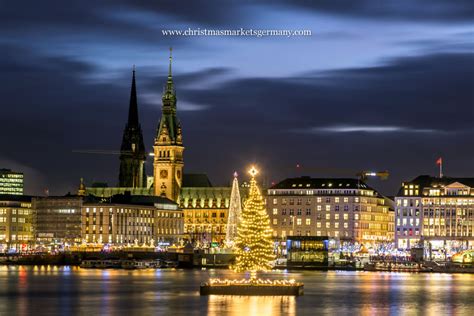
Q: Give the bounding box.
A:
[397,175,474,196]
[269,177,373,191]
[0,194,33,202]
[182,173,213,187]
[85,193,178,208]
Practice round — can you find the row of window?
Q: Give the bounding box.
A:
[396,218,420,227]
[397,198,474,206]
[0,209,31,215]
[186,212,226,218]
[277,230,352,238]
[273,197,367,205]
[274,205,365,214]
[272,218,351,229]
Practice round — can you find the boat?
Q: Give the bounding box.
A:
[80,259,121,269]
[364,262,431,272]
[121,260,136,270]
[161,260,178,268]
[80,260,97,268]
[121,259,158,269]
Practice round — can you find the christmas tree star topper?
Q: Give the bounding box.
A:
[248,166,258,177]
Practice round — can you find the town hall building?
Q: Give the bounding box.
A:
[86,49,242,244]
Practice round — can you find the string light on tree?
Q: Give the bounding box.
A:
[233,166,275,279]
[225,172,242,248]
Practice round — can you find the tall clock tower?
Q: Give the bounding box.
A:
[153,48,184,201]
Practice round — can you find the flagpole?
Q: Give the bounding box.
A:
[439,159,443,178]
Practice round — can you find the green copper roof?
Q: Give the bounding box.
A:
[156,48,182,145]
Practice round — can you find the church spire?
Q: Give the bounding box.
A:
[168,47,173,79]
[119,66,147,188]
[163,47,176,106]
[128,65,139,126]
[153,49,184,201]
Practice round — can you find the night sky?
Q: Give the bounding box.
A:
[1,0,473,196]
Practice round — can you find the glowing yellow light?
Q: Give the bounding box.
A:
[233,171,274,278]
[248,166,259,178]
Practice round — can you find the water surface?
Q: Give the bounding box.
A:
[0,266,472,315]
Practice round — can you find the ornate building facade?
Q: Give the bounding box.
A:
[153,49,184,201]
[395,175,474,252]
[179,179,232,244]
[267,177,394,246]
[118,68,147,188]
[86,50,240,245]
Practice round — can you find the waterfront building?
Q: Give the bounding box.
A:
[86,175,244,245]
[0,195,34,251]
[84,51,242,246]
[267,177,394,246]
[32,196,83,245]
[0,169,24,195]
[179,176,231,244]
[395,175,474,252]
[81,194,183,245]
[118,68,147,188]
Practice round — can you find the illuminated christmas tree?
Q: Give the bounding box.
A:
[225,172,242,248]
[233,166,275,277]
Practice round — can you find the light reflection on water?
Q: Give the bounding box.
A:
[0,266,472,315]
[208,295,296,316]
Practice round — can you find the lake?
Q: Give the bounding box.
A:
[0,266,472,315]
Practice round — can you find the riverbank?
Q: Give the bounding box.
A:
[1,253,473,273]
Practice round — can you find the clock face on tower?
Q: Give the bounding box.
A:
[160,170,168,179]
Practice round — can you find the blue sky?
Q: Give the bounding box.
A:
[0,0,473,195]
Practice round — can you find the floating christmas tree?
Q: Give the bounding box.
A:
[225,172,242,248]
[233,166,275,277]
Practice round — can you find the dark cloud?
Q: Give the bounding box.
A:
[0,1,472,197]
[0,44,130,194]
[0,0,247,32]
[139,67,234,92]
[180,53,474,131]
[175,52,474,193]
[272,0,474,22]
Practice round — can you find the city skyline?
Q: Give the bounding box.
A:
[0,0,473,195]
[0,2,473,314]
